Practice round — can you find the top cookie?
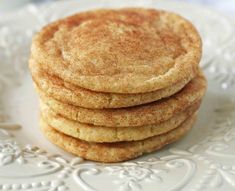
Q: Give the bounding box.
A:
[31,8,202,93]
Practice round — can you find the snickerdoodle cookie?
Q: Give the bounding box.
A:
[31,8,201,93]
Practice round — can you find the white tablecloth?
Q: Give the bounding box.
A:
[0,0,235,18]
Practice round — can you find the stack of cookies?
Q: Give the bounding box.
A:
[29,8,207,162]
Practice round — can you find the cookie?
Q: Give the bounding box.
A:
[40,100,200,142]
[38,73,206,127]
[30,58,189,109]
[31,8,201,93]
[40,114,196,162]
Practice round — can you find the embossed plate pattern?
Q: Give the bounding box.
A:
[0,0,235,190]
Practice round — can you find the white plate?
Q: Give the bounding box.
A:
[0,0,235,190]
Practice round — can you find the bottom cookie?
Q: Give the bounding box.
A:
[40,115,196,163]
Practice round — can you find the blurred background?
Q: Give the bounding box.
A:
[0,0,235,18]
